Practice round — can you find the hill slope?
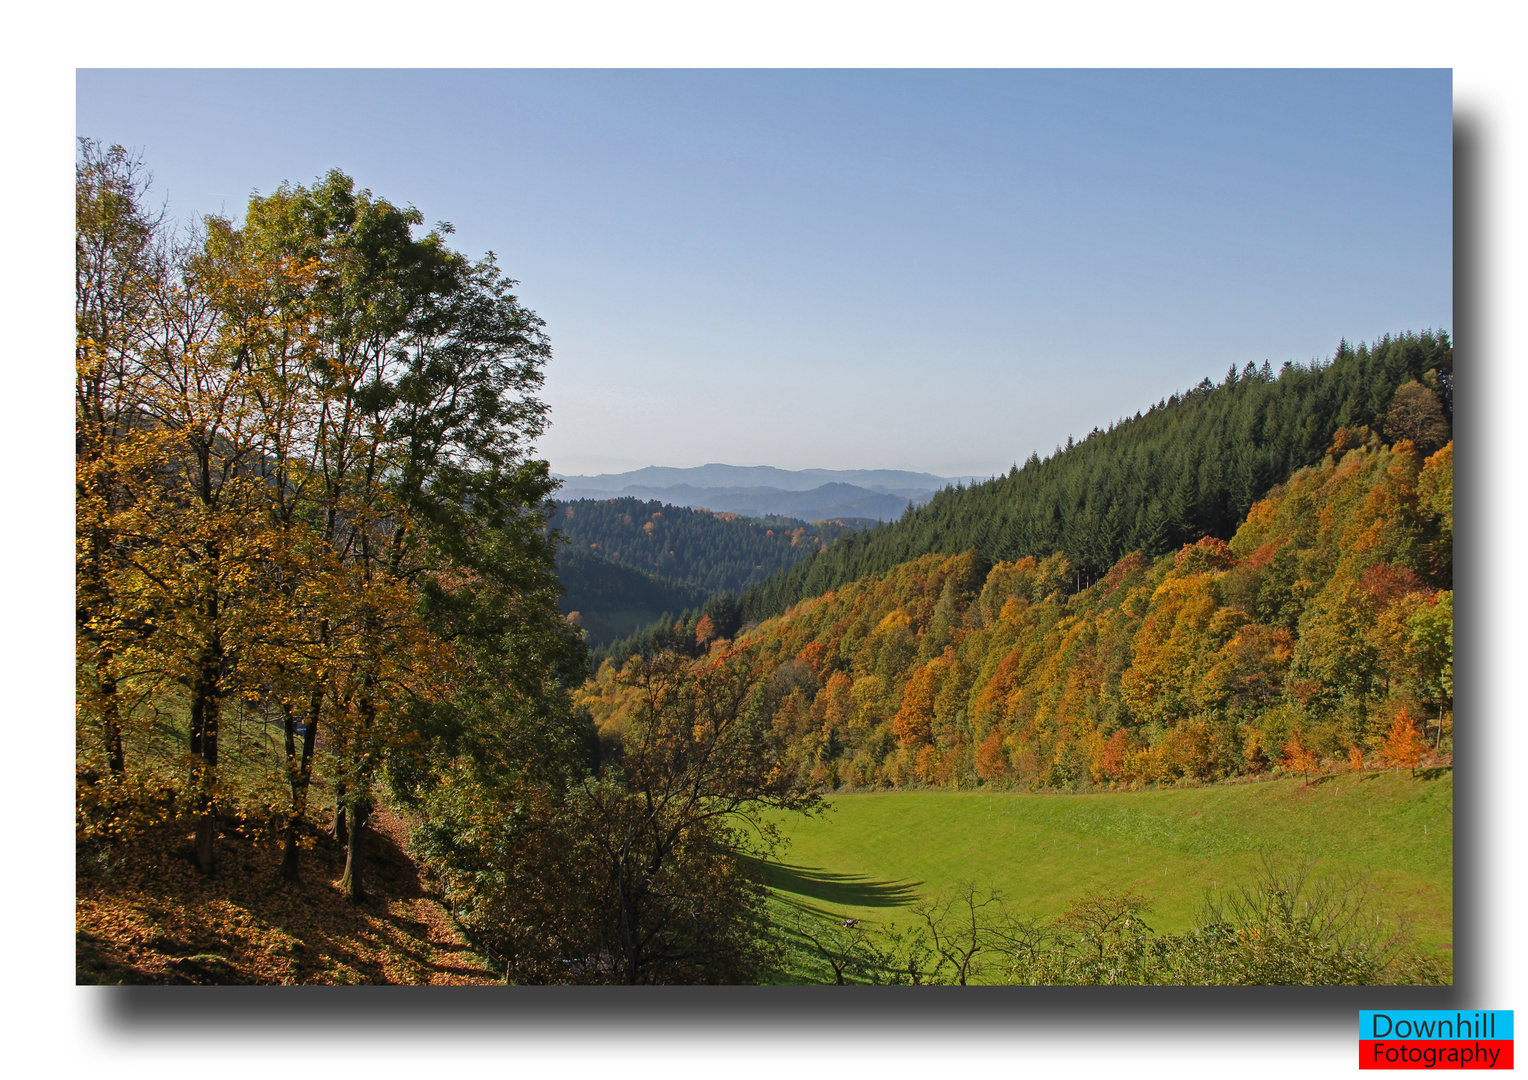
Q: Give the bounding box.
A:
[582,437,1452,796]
[742,332,1451,623]
[550,498,858,595]
[551,499,872,651]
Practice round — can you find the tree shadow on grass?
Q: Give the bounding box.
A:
[746,856,923,910]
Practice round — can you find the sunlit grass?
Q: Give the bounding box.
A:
[762,769,1452,961]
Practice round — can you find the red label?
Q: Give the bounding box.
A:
[1360,1041,1515,1069]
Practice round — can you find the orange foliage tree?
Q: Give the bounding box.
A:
[1281,732,1318,779]
[1379,710,1428,776]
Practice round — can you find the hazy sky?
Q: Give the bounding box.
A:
[76,69,1452,477]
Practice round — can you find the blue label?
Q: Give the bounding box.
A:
[1361,1011,1514,1041]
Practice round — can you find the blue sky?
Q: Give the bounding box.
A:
[76,69,1452,477]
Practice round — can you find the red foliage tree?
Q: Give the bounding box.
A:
[1101,729,1130,781]
[975,728,1008,782]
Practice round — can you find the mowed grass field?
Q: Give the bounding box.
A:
[757,768,1452,968]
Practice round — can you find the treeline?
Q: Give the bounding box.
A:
[741,333,1452,623]
[584,437,1451,793]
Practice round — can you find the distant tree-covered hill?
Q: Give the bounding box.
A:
[741,331,1451,623]
[548,498,860,595]
[554,547,709,620]
[548,499,869,650]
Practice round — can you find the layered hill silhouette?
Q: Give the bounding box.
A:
[553,465,982,522]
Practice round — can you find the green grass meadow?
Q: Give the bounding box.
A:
[757,768,1452,980]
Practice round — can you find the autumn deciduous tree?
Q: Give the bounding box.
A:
[890,663,937,749]
[422,649,819,983]
[86,176,284,874]
[1282,732,1318,779]
[1383,380,1451,455]
[76,140,164,782]
[1051,889,1154,963]
[76,147,578,893]
[975,728,1009,782]
[1379,710,1428,776]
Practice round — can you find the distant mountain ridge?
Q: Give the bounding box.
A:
[553,464,982,522]
[554,464,969,497]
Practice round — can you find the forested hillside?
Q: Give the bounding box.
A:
[741,333,1451,622]
[584,438,1452,793]
[549,498,857,594]
[553,548,710,646]
[548,498,865,649]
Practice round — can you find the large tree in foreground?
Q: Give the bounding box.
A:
[76,145,581,890]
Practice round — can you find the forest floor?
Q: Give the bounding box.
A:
[76,804,500,985]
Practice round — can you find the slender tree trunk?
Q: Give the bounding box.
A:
[330,716,349,845]
[97,648,126,779]
[339,666,380,903]
[189,633,222,876]
[79,508,126,779]
[614,851,645,985]
[279,691,321,881]
[332,780,348,847]
[339,795,370,902]
[78,433,127,788]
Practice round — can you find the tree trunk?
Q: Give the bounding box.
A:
[194,811,216,875]
[340,665,380,903]
[97,649,125,779]
[188,637,221,876]
[280,695,320,881]
[339,795,370,902]
[332,780,348,847]
[79,475,126,779]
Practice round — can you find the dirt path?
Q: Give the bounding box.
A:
[366,806,501,985]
